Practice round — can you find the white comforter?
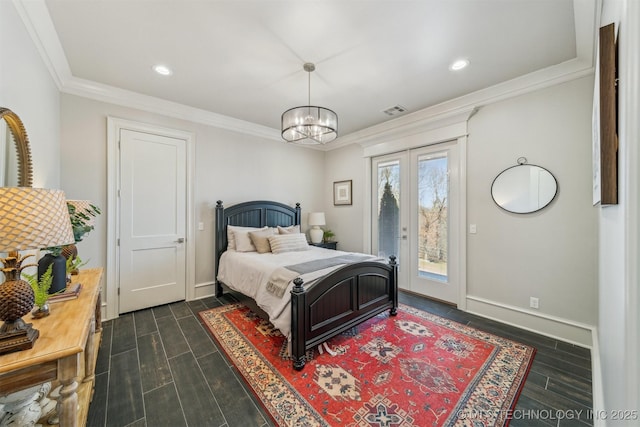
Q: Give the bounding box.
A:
[217,247,365,339]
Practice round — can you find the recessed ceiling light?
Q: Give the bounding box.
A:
[450,59,469,71]
[153,64,173,76]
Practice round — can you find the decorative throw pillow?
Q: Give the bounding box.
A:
[249,228,276,253]
[227,225,265,251]
[268,233,309,254]
[234,229,258,252]
[277,225,301,234]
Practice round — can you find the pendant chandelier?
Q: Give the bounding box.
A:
[281,63,338,145]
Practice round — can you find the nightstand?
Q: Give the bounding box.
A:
[310,241,338,250]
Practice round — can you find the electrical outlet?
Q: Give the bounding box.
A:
[529,297,539,309]
[198,222,204,231]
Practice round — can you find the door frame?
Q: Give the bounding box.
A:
[363,122,468,310]
[106,117,195,320]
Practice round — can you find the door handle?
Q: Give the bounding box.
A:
[175,238,185,243]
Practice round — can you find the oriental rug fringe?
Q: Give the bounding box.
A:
[199,303,535,426]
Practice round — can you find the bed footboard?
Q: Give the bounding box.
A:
[290,256,398,370]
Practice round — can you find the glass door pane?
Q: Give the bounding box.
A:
[376,160,400,261]
[417,153,448,282]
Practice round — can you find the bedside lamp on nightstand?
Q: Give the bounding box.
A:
[308,212,325,244]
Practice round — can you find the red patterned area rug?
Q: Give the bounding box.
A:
[199,303,535,426]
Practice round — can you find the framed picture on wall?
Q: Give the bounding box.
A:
[333,180,352,205]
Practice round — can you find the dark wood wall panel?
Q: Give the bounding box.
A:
[599,23,618,205]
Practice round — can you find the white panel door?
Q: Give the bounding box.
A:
[119,129,186,313]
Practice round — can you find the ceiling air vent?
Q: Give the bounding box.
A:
[382,105,408,116]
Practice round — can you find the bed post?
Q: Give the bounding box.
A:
[389,255,398,316]
[294,203,301,225]
[290,277,306,370]
[215,200,225,297]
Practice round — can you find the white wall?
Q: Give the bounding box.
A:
[597,0,640,421]
[324,76,598,346]
[1,1,60,188]
[324,143,365,253]
[466,76,598,343]
[59,94,325,313]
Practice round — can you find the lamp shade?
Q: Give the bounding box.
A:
[308,212,326,227]
[0,188,75,252]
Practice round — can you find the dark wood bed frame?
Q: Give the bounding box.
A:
[214,200,398,370]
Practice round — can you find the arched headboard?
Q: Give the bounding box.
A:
[214,200,301,283]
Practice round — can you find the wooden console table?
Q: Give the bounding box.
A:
[0,268,103,427]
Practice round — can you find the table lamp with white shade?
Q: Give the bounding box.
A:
[308,212,325,244]
[0,188,75,354]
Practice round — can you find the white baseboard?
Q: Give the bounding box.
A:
[100,281,217,321]
[194,281,216,299]
[466,295,603,421]
[465,295,594,347]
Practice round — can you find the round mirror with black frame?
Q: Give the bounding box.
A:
[491,158,558,214]
[0,107,34,188]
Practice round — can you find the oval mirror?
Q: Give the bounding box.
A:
[0,108,33,187]
[491,163,557,214]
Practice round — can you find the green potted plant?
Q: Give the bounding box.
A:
[323,229,335,243]
[23,264,54,318]
[67,202,101,243]
[61,201,101,273]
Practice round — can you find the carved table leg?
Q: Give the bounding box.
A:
[56,355,79,427]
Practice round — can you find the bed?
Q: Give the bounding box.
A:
[214,200,398,370]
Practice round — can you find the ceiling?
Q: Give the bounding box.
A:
[20,0,596,147]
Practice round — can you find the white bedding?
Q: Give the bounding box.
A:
[217,246,373,339]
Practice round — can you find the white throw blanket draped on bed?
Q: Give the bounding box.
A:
[216,247,379,340]
[265,253,375,298]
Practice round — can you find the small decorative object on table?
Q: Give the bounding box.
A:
[47,282,82,303]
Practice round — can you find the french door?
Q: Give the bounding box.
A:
[372,141,460,304]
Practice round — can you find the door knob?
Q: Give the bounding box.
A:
[175,238,185,243]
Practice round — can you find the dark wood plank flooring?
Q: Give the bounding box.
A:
[87,291,593,426]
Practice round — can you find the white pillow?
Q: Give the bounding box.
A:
[278,225,301,234]
[268,233,309,254]
[234,229,258,252]
[249,228,277,253]
[227,225,265,250]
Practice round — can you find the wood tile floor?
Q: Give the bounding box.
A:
[87,291,593,426]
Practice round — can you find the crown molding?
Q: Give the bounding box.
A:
[12,0,72,90]
[15,0,596,149]
[13,0,282,142]
[325,58,594,151]
[63,76,282,141]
